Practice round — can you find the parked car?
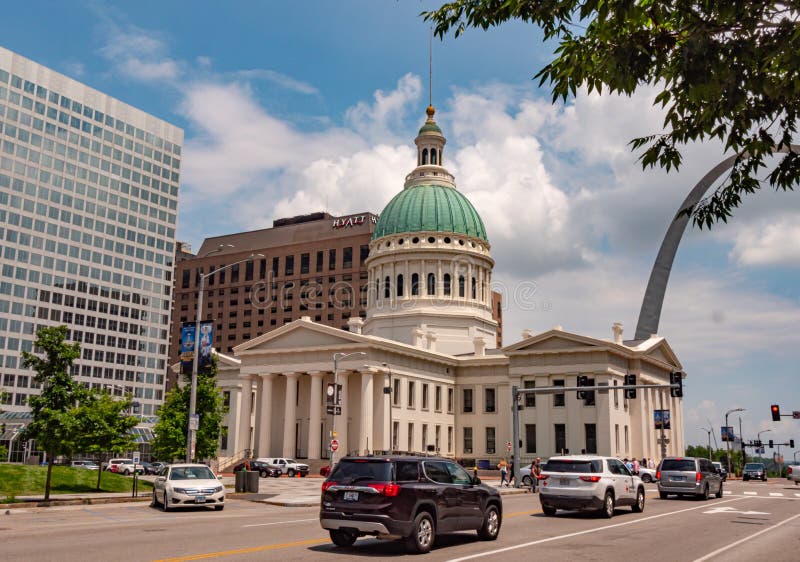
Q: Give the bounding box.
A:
[539,455,646,518]
[233,459,281,478]
[320,465,331,477]
[742,462,767,482]
[105,458,143,475]
[140,462,158,475]
[149,462,168,473]
[637,467,657,483]
[151,463,225,511]
[320,455,502,553]
[712,461,728,482]
[257,457,309,477]
[71,460,100,470]
[657,457,723,499]
[786,465,800,485]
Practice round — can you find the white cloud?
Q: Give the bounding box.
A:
[99,24,181,82]
[344,73,422,142]
[233,69,319,95]
[730,214,800,267]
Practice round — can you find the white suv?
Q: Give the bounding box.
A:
[539,455,646,518]
[257,457,309,477]
[105,458,142,475]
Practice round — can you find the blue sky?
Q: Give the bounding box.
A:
[3,1,799,458]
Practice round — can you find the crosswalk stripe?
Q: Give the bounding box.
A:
[723,491,732,495]
[744,491,757,495]
[795,493,800,498]
[769,492,783,497]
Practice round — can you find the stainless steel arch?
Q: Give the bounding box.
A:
[634,145,800,341]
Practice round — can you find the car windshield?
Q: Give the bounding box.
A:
[542,460,602,473]
[660,459,696,471]
[169,466,216,480]
[285,459,297,464]
[329,460,392,483]
[744,464,764,470]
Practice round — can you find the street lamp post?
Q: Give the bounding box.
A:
[330,351,366,468]
[700,427,712,461]
[724,407,745,477]
[186,248,263,462]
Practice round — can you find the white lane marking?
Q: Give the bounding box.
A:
[703,506,769,515]
[693,512,800,562]
[723,491,731,495]
[769,493,783,497]
[444,497,747,562]
[795,493,800,498]
[243,517,317,528]
[744,491,757,495]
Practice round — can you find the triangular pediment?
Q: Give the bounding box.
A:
[640,338,682,370]
[235,319,366,354]
[504,329,605,354]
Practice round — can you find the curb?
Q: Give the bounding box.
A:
[3,496,151,510]
[262,500,320,507]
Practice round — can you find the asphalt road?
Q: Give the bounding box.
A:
[2,480,798,561]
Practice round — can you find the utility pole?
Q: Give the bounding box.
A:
[511,385,520,488]
[659,391,667,459]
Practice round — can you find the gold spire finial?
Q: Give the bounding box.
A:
[426,105,435,120]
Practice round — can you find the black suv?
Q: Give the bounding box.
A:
[320,456,502,553]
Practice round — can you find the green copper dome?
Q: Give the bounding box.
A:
[373,184,488,242]
[418,121,442,134]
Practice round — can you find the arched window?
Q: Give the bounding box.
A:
[427,273,436,296]
[458,275,465,297]
[384,276,390,299]
[431,148,438,165]
[411,273,419,296]
[443,273,451,296]
[397,274,404,297]
[422,148,428,165]
[471,277,477,299]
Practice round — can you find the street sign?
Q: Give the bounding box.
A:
[330,439,339,452]
[793,411,800,419]
[326,405,342,415]
[506,441,512,452]
[132,452,140,464]
[189,414,199,431]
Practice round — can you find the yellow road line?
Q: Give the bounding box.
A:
[151,537,328,562]
[505,509,541,517]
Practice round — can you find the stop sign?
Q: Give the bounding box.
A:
[330,439,340,452]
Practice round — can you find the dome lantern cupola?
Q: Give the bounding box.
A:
[404,106,455,190]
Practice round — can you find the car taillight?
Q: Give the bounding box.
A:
[368,483,401,496]
[321,481,336,492]
[579,476,601,482]
[538,474,549,480]
[696,472,702,482]
[656,471,661,480]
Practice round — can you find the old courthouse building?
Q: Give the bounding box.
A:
[212,106,686,465]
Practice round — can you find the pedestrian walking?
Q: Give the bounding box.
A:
[531,457,542,493]
[497,458,508,487]
[509,456,516,487]
[632,458,640,475]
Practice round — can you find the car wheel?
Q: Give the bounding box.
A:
[162,492,171,512]
[641,474,652,483]
[214,504,224,511]
[698,484,709,501]
[300,472,306,478]
[542,505,557,516]
[632,487,645,513]
[123,469,131,476]
[259,470,267,478]
[272,471,280,478]
[405,511,435,554]
[715,482,723,498]
[477,504,501,541]
[150,490,159,508]
[522,475,532,487]
[287,469,296,478]
[659,491,668,500]
[601,491,615,518]
[329,529,357,547]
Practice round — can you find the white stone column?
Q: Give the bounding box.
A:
[237,376,253,455]
[308,372,324,459]
[253,376,264,455]
[282,373,299,458]
[257,374,274,457]
[360,371,374,454]
[338,371,351,455]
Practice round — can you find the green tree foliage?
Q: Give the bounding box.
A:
[424,1,800,227]
[74,391,139,491]
[151,357,226,462]
[21,325,83,500]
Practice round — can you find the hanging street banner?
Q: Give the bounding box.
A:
[181,321,215,372]
[198,320,213,369]
[180,323,196,372]
[720,426,735,442]
[654,409,671,430]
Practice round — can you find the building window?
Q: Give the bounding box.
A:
[245,260,254,281]
[427,273,435,296]
[392,421,399,451]
[463,388,473,413]
[222,391,231,408]
[434,385,442,411]
[525,424,537,454]
[300,253,309,274]
[411,273,419,295]
[181,269,190,288]
[485,427,496,454]
[384,276,391,299]
[585,423,597,454]
[447,426,453,452]
[615,424,620,454]
[393,378,401,405]
[397,274,404,297]
[408,381,415,408]
[316,251,324,272]
[272,257,279,276]
[329,249,336,270]
[463,427,473,454]
[443,273,451,296]
[458,275,465,297]
[583,377,596,406]
[553,379,565,407]
[555,424,566,454]
[359,245,369,264]
[422,424,428,451]
[613,380,619,409]
[421,384,429,409]
[624,425,629,453]
[343,247,352,269]
[447,388,454,413]
[408,422,414,451]
[285,255,294,276]
[484,387,496,413]
[471,277,476,299]
[524,380,536,408]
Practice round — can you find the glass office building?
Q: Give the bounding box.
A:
[0,47,183,416]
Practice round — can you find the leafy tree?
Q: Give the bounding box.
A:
[21,325,83,500]
[151,356,226,462]
[425,1,800,227]
[74,390,139,491]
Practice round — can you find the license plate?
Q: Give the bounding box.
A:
[559,478,569,486]
[195,495,206,503]
[343,491,359,501]
[671,476,685,482]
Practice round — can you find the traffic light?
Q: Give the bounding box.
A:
[791,439,795,448]
[577,375,588,400]
[669,372,683,398]
[771,404,781,421]
[624,374,636,399]
[755,440,762,448]
[769,439,774,449]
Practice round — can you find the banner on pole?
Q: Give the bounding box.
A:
[654,409,671,430]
